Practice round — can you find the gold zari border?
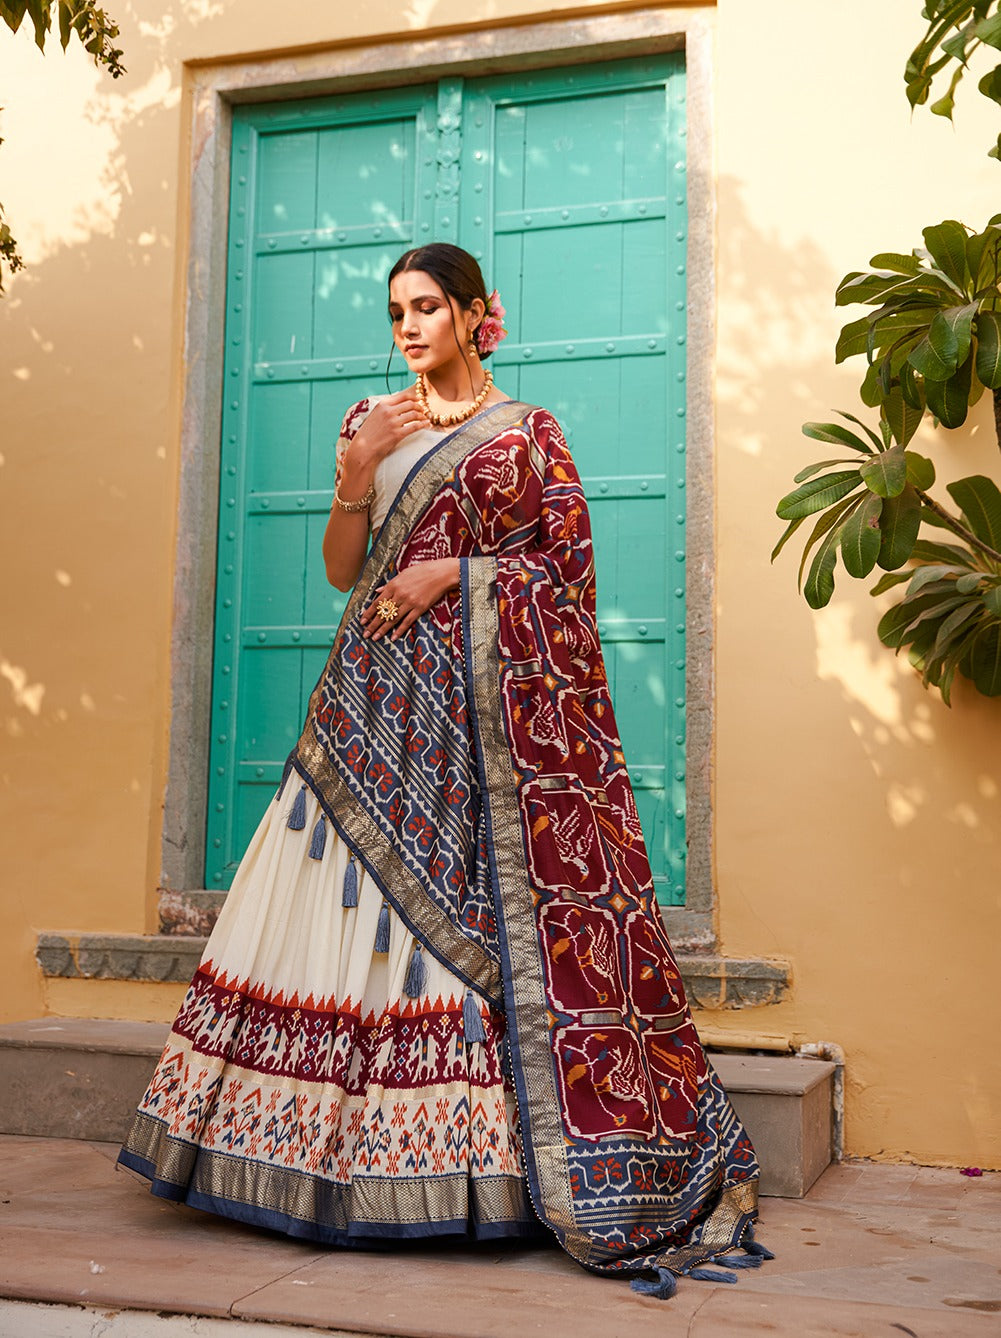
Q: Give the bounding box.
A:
[295,401,530,1003]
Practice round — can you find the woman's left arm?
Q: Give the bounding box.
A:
[360,558,461,641]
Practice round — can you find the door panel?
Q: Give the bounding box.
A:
[206,57,687,904]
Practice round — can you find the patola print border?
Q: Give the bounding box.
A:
[293,400,531,1005]
[461,555,583,1253]
[460,520,764,1281]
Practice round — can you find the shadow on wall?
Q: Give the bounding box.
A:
[713,173,1001,1152]
[714,174,1001,849]
[0,3,227,836]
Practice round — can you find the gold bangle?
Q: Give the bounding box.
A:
[334,482,376,513]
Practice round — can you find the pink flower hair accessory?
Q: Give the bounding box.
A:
[474,289,508,356]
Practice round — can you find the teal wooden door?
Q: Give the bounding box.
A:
[206,56,688,904]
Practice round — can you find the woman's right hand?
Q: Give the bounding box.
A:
[349,387,430,465]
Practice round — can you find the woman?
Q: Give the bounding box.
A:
[118,243,769,1298]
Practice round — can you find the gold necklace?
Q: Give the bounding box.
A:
[416,370,493,428]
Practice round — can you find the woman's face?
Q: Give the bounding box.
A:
[388,269,477,374]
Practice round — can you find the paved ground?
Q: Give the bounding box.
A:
[0,1135,998,1337]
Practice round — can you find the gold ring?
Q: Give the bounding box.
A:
[376,597,400,622]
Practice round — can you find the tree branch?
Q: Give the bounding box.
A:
[915,488,1001,565]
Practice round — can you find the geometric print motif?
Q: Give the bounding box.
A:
[309,614,497,968]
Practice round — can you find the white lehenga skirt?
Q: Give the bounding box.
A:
[117,779,538,1244]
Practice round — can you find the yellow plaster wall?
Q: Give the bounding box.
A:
[711,0,1001,1167]
[1,0,998,1165]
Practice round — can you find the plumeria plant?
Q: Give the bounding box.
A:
[773,4,1001,703]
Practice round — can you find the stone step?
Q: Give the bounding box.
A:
[710,1051,836,1198]
[0,1019,833,1197]
[0,1018,169,1143]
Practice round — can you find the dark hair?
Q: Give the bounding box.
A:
[387,243,493,359]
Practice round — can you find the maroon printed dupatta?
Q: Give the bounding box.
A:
[292,400,767,1293]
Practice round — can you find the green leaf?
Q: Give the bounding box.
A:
[956,571,985,594]
[868,252,924,275]
[911,538,978,567]
[777,470,862,521]
[984,585,1001,616]
[934,600,982,655]
[975,11,1001,50]
[877,485,922,570]
[906,563,965,593]
[835,316,873,364]
[793,458,859,483]
[840,491,884,578]
[878,591,944,648]
[931,64,965,119]
[909,330,955,380]
[905,450,935,489]
[882,385,924,446]
[860,362,883,408]
[978,62,1001,104]
[939,622,985,705]
[835,269,961,307]
[922,221,970,290]
[905,563,965,595]
[771,516,804,563]
[853,306,946,365]
[940,19,978,64]
[836,411,884,451]
[966,228,994,291]
[975,309,1001,389]
[935,302,977,367]
[970,623,1001,695]
[797,494,861,592]
[900,594,973,641]
[925,351,973,428]
[804,523,841,610]
[801,421,874,453]
[860,444,907,497]
[900,360,926,411]
[870,570,912,596]
[947,474,1001,551]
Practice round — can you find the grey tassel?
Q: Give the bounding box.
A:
[287,784,307,831]
[308,814,326,860]
[404,943,428,998]
[374,900,390,953]
[463,989,486,1044]
[342,856,359,908]
[630,1268,678,1300]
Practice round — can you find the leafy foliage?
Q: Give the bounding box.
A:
[905,1,1001,157]
[0,1,125,74]
[775,408,1001,698]
[874,481,1001,703]
[835,218,1001,436]
[0,1,125,291]
[774,417,930,608]
[0,121,24,294]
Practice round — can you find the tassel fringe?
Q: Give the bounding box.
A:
[744,1230,775,1261]
[687,1266,738,1284]
[463,989,486,1044]
[308,814,326,860]
[719,1252,763,1270]
[630,1267,677,1300]
[287,784,307,831]
[342,856,359,908]
[374,901,391,953]
[404,943,428,998]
